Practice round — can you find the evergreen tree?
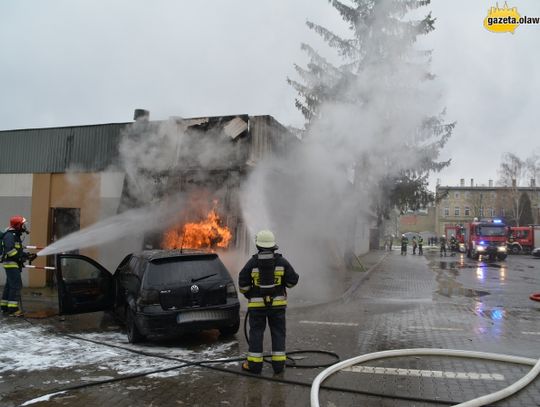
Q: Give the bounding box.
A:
[288,0,454,224]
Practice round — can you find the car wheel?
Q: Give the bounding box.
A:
[511,245,520,255]
[126,308,144,344]
[497,254,507,260]
[472,252,479,260]
[219,321,240,337]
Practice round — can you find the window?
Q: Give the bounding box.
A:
[444,207,449,217]
[60,257,101,281]
[489,208,495,217]
[465,206,470,216]
[454,192,460,199]
[479,207,484,217]
[454,207,460,216]
[501,208,506,217]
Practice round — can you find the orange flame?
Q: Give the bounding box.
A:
[162,209,232,250]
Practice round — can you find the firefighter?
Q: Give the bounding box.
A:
[418,235,424,255]
[449,234,458,256]
[400,234,408,255]
[440,235,447,257]
[412,236,418,255]
[238,230,299,374]
[1,215,35,316]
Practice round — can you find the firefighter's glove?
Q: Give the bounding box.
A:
[22,252,37,264]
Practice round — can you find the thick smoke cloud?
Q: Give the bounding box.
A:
[240,2,447,302]
[39,117,240,259]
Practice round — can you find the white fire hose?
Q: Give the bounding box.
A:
[311,348,540,407]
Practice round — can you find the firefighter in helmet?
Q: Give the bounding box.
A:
[1,215,36,316]
[400,234,408,255]
[449,234,458,256]
[238,230,299,374]
[440,234,447,257]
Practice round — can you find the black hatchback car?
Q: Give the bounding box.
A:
[54,250,240,343]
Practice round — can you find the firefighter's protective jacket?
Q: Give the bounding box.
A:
[238,251,299,309]
[2,229,24,269]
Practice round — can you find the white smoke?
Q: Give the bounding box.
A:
[38,117,241,259]
[37,200,183,257]
[240,1,448,302]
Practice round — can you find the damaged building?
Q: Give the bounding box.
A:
[0,110,293,288]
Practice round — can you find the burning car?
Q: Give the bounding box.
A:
[54,250,240,343]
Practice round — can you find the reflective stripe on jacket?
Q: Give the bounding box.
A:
[3,230,23,264]
[238,252,299,309]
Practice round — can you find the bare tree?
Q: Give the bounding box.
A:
[525,153,540,182]
[498,153,526,225]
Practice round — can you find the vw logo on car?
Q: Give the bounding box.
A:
[190,284,200,294]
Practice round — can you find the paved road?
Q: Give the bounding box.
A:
[1,248,539,406]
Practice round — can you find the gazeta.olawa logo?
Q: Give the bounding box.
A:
[484,2,540,33]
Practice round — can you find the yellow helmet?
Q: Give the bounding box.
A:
[255,230,276,249]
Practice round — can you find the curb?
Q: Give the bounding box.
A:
[341,251,389,300]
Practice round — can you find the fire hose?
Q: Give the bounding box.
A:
[17,318,466,406]
[243,310,340,368]
[310,348,540,407]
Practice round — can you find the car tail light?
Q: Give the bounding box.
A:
[139,288,160,305]
[226,282,237,298]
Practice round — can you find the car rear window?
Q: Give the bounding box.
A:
[144,257,231,287]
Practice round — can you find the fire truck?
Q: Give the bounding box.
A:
[464,219,508,261]
[506,225,540,254]
[444,224,465,252]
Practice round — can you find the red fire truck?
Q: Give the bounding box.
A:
[444,224,465,252]
[464,219,508,261]
[507,225,540,254]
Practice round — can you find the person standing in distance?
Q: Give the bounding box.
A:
[238,230,299,374]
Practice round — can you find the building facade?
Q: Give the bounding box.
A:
[435,178,540,236]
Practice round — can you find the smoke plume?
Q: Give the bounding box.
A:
[240,2,448,303]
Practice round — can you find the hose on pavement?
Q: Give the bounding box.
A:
[310,348,540,407]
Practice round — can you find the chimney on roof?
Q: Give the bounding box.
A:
[531,178,536,188]
[512,179,517,187]
[460,178,465,187]
[470,178,474,187]
[134,109,150,121]
[489,179,493,187]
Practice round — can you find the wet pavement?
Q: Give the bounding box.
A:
[1,247,540,406]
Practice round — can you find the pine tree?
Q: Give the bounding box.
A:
[288,0,454,224]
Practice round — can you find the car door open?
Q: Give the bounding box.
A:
[55,254,114,314]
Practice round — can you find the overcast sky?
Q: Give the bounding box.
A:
[1,0,539,188]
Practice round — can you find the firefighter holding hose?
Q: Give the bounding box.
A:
[1,215,36,316]
[238,230,299,374]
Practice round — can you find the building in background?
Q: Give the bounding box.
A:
[435,178,540,236]
[398,206,437,239]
